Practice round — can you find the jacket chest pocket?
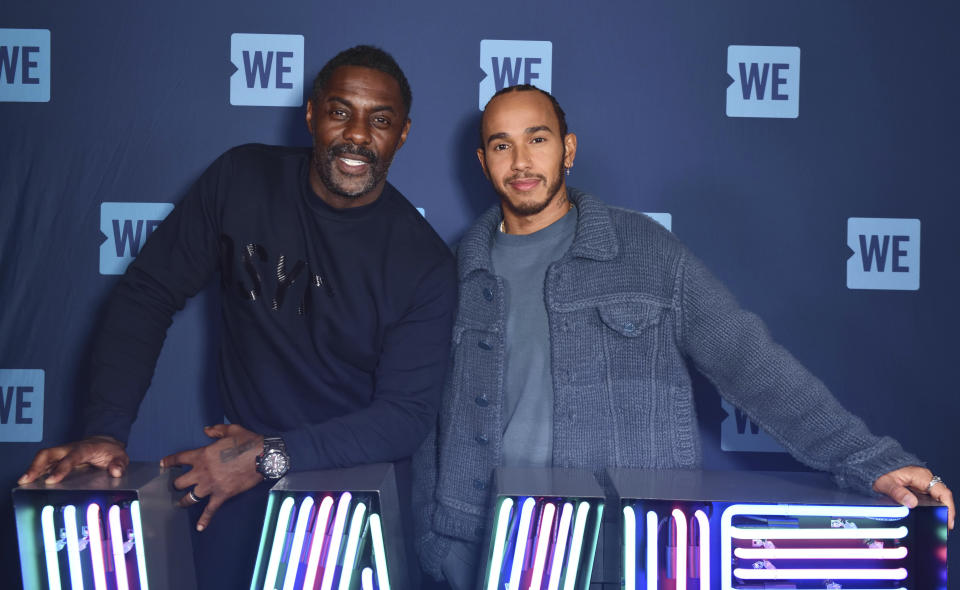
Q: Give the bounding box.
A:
[596,300,668,382]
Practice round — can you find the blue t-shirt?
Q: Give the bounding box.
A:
[491,206,577,467]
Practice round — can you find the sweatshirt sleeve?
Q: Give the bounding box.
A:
[278,255,457,471]
[676,249,922,494]
[81,154,227,443]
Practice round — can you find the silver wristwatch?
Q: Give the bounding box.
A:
[255,436,290,479]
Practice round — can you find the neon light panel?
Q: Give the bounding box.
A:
[507,497,536,590]
[369,513,391,590]
[302,495,335,590]
[547,502,573,590]
[263,496,295,590]
[108,505,130,590]
[63,505,84,590]
[130,500,149,590]
[337,501,368,590]
[485,497,514,590]
[734,546,909,559]
[86,503,108,590]
[281,495,315,590]
[562,501,591,590]
[41,505,62,590]
[623,506,636,590]
[645,511,657,590]
[529,502,556,590]
[320,492,352,590]
[733,567,908,580]
[692,509,709,587]
[721,503,913,590]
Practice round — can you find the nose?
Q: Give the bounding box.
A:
[511,142,531,171]
[343,116,371,145]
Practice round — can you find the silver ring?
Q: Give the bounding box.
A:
[926,475,943,494]
[188,490,201,504]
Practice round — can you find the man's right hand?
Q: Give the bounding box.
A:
[18,436,129,485]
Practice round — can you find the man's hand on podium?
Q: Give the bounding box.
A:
[161,424,265,532]
[874,465,954,530]
[18,435,129,485]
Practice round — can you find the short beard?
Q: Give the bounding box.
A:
[313,142,387,200]
[496,146,567,217]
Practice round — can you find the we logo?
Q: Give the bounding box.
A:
[720,400,785,453]
[99,202,175,275]
[479,40,552,110]
[847,218,920,291]
[0,369,44,442]
[0,28,50,102]
[726,45,800,119]
[230,33,304,107]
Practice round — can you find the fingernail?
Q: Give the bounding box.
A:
[159,460,165,468]
[196,524,205,532]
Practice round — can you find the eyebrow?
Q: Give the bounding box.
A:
[327,95,397,114]
[485,125,555,146]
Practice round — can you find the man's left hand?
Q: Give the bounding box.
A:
[873,465,954,530]
[160,424,265,532]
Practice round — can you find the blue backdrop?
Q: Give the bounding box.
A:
[2,1,958,586]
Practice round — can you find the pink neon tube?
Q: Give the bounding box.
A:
[692,510,709,587]
[529,502,557,590]
[319,492,352,590]
[671,509,687,590]
[546,502,574,590]
[302,495,336,590]
[734,547,909,560]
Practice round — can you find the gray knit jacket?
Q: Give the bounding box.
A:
[413,189,920,579]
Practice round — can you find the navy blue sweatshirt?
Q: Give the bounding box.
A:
[83,144,457,471]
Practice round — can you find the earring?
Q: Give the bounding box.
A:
[565,167,571,176]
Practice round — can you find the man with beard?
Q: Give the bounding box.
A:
[413,85,954,589]
[20,45,456,587]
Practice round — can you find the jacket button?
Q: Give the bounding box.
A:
[482,287,494,301]
[475,434,489,445]
[473,479,487,490]
[475,396,489,407]
[623,321,636,332]
[478,340,493,350]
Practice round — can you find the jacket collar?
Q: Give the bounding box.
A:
[457,187,619,279]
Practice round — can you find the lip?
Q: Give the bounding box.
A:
[508,177,542,192]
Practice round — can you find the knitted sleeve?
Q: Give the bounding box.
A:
[676,249,922,494]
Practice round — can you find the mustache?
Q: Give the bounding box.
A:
[506,173,546,183]
[329,143,378,164]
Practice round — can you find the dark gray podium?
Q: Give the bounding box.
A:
[249,463,407,590]
[12,462,196,590]
[480,467,606,590]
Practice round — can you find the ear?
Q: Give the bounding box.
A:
[563,132,578,169]
[396,118,411,150]
[305,100,315,137]
[476,147,490,179]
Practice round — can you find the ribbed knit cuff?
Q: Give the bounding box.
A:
[834,436,924,495]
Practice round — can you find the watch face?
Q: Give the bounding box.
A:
[261,450,289,478]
